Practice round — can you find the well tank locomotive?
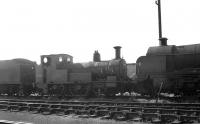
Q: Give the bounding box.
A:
[40,46,128,96]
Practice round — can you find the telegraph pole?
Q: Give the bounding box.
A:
[156,0,162,39]
[156,0,167,46]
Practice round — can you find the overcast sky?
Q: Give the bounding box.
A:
[0,0,200,64]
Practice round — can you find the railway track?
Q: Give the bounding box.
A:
[0,99,200,123]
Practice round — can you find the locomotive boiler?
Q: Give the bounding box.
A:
[0,59,36,96]
[136,38,200,96]
[39,46,129,96]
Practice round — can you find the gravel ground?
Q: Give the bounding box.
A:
[0,111,145,124]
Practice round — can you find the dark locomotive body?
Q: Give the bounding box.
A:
[0,59,36,96]
[136,44,200,96]
[39,46,129,96]
[69,59,127,82]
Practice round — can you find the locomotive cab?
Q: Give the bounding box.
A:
[40,54,73,95]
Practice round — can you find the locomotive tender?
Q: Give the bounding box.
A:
[0,59,36,96]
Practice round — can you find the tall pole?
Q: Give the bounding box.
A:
[156,0,167,46]
[156,0,162,39]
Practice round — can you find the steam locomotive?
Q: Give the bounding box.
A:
[37,46,131,96]
[135,38,200,96]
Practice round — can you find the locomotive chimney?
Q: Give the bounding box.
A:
[159,37,168,46]
[114,46,121,59]
[93,50,101,62]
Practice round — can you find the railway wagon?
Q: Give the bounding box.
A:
[0,59,36,96]
[136,44,200,96]
[39,46,130,96]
